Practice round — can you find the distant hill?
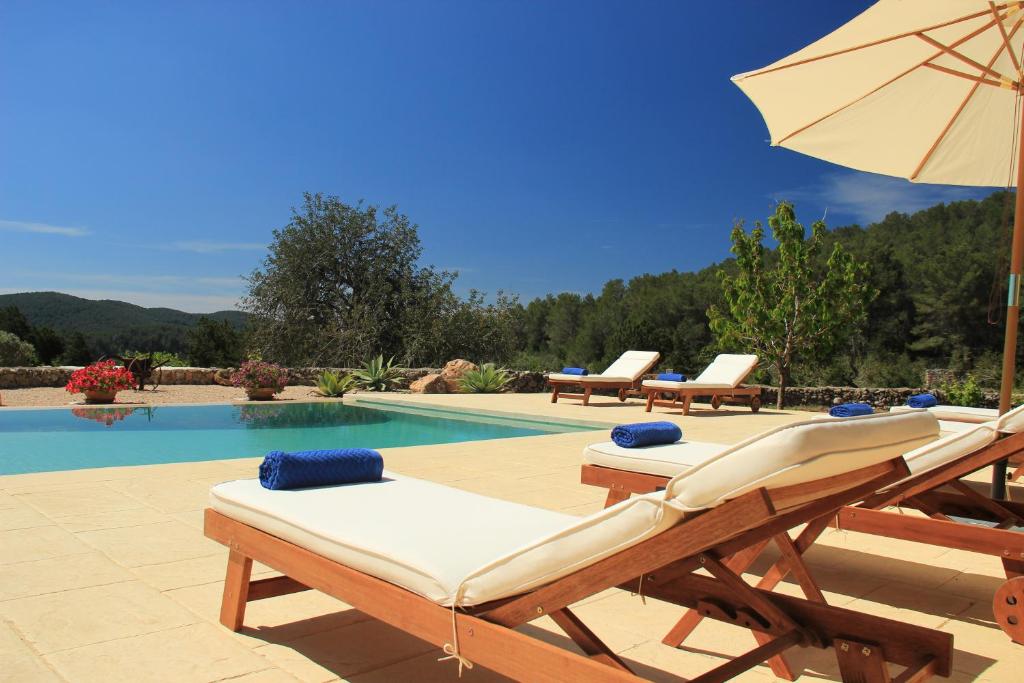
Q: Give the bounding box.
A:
[0,291,247,357]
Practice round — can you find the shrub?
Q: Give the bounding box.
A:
[941,374,985,408]
[120,350,189,367]
[352,355,403,391]
[65,360,135,395]
[0,331,37,366]
[315,370,357,397]
[459,363,511,393]
[230,360,289,393]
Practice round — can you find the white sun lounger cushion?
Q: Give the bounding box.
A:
[642,353,757,390]
[898,422,997,478]
[547,373,634,384]
[891,403,1024,434]
[549,351,660,384]
[210,473,681,607]
[583,440,729,478]
[663,411,939,511]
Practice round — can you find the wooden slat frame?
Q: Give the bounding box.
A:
[641,383,761,415]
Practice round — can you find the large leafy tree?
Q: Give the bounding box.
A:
[187,317,243,367]
[243,193,489,367]
[708,202,875,408]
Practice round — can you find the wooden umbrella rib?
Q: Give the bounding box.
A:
[911,17,1024,180]
[737,7,999,80]
[922,62,1009,88]
[992,1,1022,74]
[915,31,1014,82]
[776,16,1005,146]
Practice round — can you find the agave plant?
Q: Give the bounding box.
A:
[314,370,357,397]
[458,363,511,393]
[352,355,403,391]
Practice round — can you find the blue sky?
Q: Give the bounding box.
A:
[0,0,997,312]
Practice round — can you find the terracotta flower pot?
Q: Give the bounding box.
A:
[83,390,118,404]
[245,387,277,401]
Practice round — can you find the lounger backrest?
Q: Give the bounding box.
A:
[601,350,660,379]
[692,354,758,387]
[662,411,939,511]
[997,403,1024,433]
[899,422,996,478]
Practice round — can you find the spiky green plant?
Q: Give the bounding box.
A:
[352,355,403,391]
[458,363,511,393]
[315,370,357,397]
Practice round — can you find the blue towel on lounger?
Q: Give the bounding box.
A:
[259,448,384,490]
[611,421,682,448]
[828,403,874,418]
[657,373,686,382]
[561,367,588,375]
[907,393,938,409]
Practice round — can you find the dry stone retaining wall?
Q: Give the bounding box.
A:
[0,366,999,407]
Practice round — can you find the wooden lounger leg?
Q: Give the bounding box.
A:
[550,385,560,403]
[583,386,593,406]
[550,607,632,672]
[833,638,891,683]
[605,489,631,507]
[220,549,253,631]
[644,391,655,412]
[682,395,692,416]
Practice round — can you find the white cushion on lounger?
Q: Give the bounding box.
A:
[891,403,1024,434]
[210,473,682,607]
[692,354,759,387]
[663,411,939,511]
[548,373,634,384]
[899,422,997,477]
[583,440,729,478]
[601,350,660,380]
[641,353,758,390]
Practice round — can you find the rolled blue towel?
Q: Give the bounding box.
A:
[561,367,588,376]
[611,421,682,448]
[657,372,686,382]
[828,403,874,418]
[259,448,384,490]
[907,393,938,409]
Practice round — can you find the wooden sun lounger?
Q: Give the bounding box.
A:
[206,457,952,682]
[548,351,660,406]
[581,428,1024,649]
[641,354,762,415]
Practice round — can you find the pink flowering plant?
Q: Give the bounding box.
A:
[230,360,289,394]
[65,360,135,395]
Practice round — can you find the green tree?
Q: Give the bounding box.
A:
[243,193,462,366]
[60,332,93,365]
[708,202,875,408]
[187,317,243,367]
[0,331,37,366]
[0,306,32,340]
[28,326,64,365]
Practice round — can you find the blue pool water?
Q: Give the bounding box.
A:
[0,401,599,475]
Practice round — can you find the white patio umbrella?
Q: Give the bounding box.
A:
[731,0,1024,495]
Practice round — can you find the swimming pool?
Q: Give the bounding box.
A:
[0,400,602,475]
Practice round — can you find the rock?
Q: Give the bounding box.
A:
[440,359,478,392]
[409,373,448,394]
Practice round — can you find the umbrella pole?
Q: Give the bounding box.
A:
[994,110,1024,499]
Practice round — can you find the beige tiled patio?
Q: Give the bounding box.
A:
[0,392,1020,682]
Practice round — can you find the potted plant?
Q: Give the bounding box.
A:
[65,360,135,404]
[231,360,289,400]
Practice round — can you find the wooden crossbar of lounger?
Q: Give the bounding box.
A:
[205,456,952,682]
[549,382,642,406]
[580,429,1024,652]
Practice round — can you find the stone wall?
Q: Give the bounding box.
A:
[0,365,998,406]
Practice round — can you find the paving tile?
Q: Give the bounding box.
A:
[2,580,198,653]
[44,623,270,683]
[77,519,223,567]
[0,525,92,565]
[347,649,513,682]
[131,552,277,592]
[14,484,146,517]
[0,503,52,531]
[166,580,372,648]
[52,506,170,533]
[0,552,132,601]
[252,619,436,681]
[105,478,213,513]
[0,620,63,682]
